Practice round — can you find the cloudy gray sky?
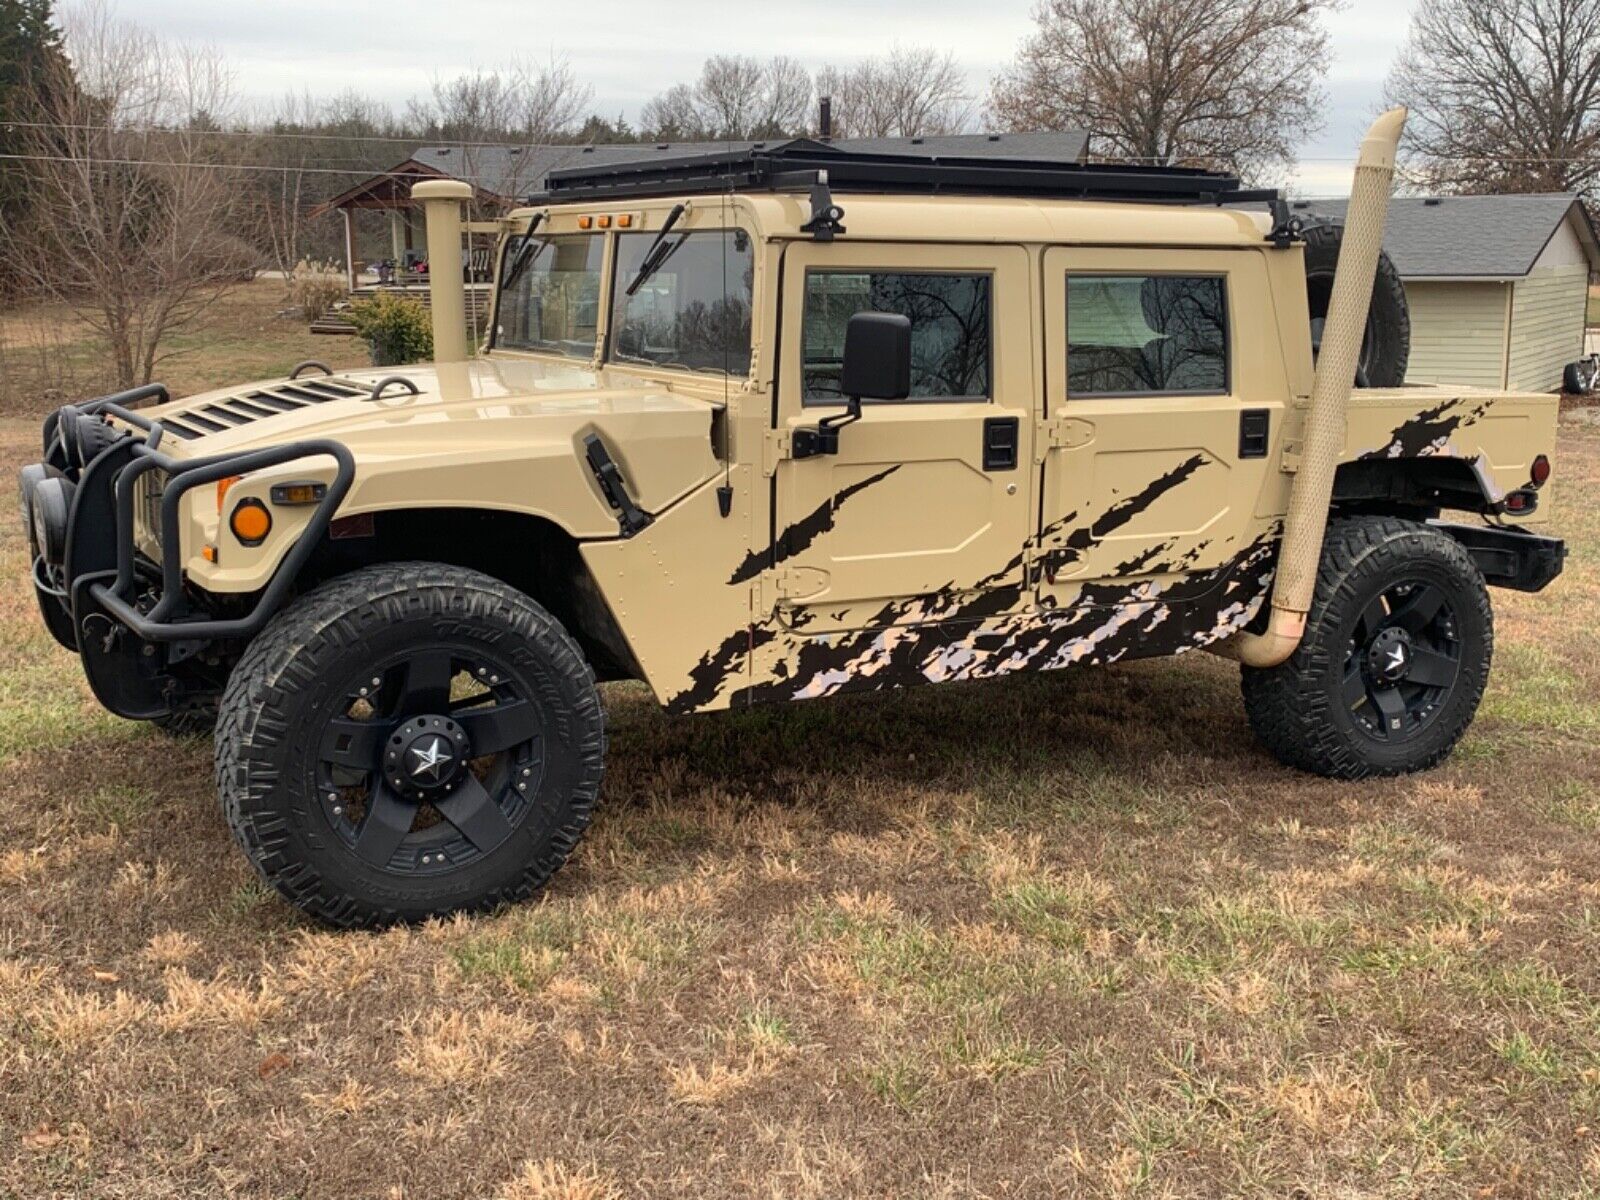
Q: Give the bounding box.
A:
[121,0,1419,196]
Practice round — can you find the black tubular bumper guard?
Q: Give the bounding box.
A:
[80,398,355,643]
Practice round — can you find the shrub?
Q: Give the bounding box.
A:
[290,257,346,324]
[347,293,434,366]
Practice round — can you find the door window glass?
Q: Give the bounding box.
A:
[1066,275,1227,396]
[802,271,990,403]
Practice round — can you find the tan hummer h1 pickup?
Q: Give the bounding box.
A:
[21,110,1566,927]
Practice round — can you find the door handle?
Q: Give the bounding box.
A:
[983,416,1020,471]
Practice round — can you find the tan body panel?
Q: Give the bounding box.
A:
[133,359,721,591]
[1342,387,1558,507]
[133,190,1558,712]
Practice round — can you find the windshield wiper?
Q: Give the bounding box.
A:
[499,213,547,291]
[624,203,688,298]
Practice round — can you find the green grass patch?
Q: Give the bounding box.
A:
[1480,643,1600,738]
[1495,1029,1564,1082]
[863,1052,927,1113]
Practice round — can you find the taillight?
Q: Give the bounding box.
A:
[1530,455,1551,487]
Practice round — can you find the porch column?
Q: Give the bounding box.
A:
[389,209,405,260]
[342,207,357,291]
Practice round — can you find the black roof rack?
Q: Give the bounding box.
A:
[532,137,1252,206]
[529,138,1293,246]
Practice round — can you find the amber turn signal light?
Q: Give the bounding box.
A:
[215,475,242,512]
[229,498,272,546]
[269,481,327,506]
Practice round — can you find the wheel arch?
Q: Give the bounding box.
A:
[293,505,641,682]
[1331,455,1501,519]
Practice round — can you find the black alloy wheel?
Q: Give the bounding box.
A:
[1341,580,1462,743]
[317,646,545,875]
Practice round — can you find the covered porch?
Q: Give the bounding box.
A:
[309,159,501,291]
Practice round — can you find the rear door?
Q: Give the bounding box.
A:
[764,241,1035,631]
[1037,246,1286,595]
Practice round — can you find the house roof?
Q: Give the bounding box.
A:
[315,130,1093,213]
[1291,193,1600,279]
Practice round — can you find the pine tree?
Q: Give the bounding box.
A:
[0,0,71,291]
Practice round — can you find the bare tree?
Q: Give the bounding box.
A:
[250,92,315,286]
[640,56,812,140]
[408,56,590,144]
[988,0,1336,181]
[1385,0,1600,197]
[639,82,703,139]
[0,1,257,387]
[406,57,591,200]
[817,47,973,138]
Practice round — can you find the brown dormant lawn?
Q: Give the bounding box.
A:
[3,284,1599,1197]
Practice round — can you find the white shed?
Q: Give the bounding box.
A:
[1298,194,1600,392]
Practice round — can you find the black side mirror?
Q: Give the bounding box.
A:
[840,311,912,401]
[793,312,912,460]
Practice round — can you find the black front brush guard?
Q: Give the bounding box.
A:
[80,400,355,643]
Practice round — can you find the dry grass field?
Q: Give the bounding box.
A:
[2,284,1600,1198]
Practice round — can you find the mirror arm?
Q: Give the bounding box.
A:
[792,395,861,460]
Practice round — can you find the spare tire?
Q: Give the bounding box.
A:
[1302,219,1410,388]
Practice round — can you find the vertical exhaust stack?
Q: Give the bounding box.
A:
[1224,107,1408,668]
[411,179,474,363]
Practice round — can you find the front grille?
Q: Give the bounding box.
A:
[157,377,367,440]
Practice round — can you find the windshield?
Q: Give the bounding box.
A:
[609,229,753,374]
[494,234,603,357]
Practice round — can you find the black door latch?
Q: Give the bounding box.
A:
[983,416,1019,471]
[582,433,653,537]
[1238,409,1270,459]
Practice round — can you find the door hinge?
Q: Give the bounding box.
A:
[1037,414,1095,460]
[753,564,829,612]
[1279,438,1302,474]
[762,427,791,477]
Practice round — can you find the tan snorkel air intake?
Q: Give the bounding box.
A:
[411,179,474,364]
[1221,107,1407,669]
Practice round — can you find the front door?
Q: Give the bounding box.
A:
[765,241,1035,631]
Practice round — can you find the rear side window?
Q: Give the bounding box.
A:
[802,271,990,403]
[1066,275,1228,397]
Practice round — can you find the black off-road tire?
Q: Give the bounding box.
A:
[1563,357,1598,396]
[215,562,606,928]
[1302,220,1411,388]
[1241,517,1492,779]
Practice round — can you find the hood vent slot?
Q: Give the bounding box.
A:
[157,376,367,439]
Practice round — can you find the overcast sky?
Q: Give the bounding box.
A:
[120,0,1419,196]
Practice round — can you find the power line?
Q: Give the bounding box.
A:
[9,121,1600,167]
[1,119,596,151]
[3,149,1599,185]
[0,151,515,181]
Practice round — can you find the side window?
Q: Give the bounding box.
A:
[1066,275,1228,397]
[802,271,990,403]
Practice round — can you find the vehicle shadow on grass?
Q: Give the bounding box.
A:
[588,653,1319,860]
